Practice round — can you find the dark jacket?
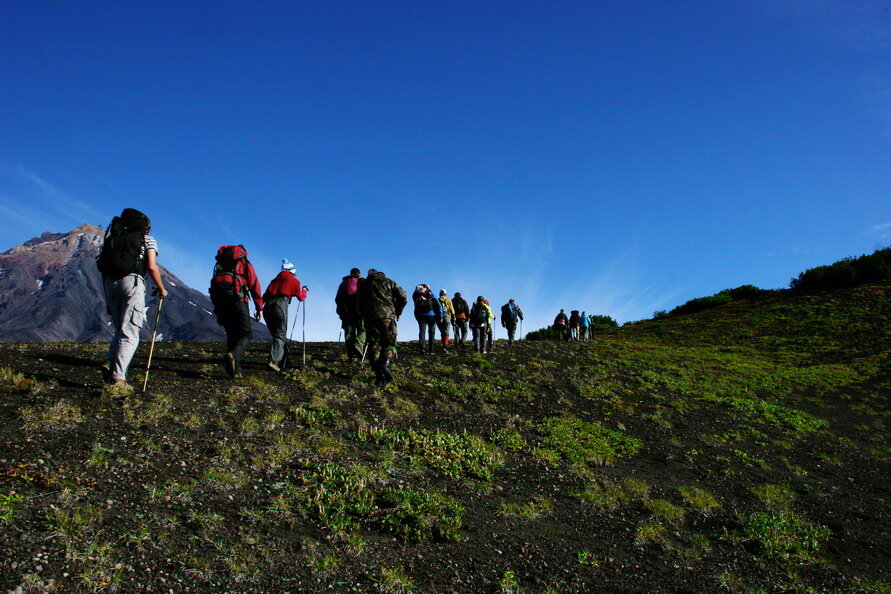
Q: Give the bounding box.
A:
[452,296,470,320]
[553,312,568,327]
[412,287,442,322]
[335,273,364,321]
[358,271,407,320]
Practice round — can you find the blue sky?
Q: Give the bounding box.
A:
[1,1,889,339]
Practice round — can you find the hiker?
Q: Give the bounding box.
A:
[451,292,470,349]
[579,310,589,342]
[438,289,455,351]
[97,208,168,386]
[569,310,581,341]
[412,284,442,354]
[469,296,491,354]
[500,298,524,345]
[335,268,365,361]
[262,259,308,372]
[553,309,569,341]
[483,298,495,352]
[209,245,264,379]
[357,269,407,385]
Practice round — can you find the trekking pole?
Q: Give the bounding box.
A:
[302,296,307,366]
[361,342,369,364]
[142,297,164,392]
[520,319,523,341]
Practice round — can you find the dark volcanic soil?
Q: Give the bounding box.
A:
[1,289,890,593]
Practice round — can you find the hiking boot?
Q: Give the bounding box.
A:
[100,361,112,384]
[224,353,237,378]
[267,361,281,372]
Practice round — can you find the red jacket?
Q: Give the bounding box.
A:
[263,271,307,304]
[240,259,265,311]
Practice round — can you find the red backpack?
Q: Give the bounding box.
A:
[210,245,249,304]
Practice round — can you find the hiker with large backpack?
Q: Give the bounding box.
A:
[209,245,264,378]
[335,268,365,361]
[437,290,455,351]
[579,310,590,342]
[553,309,569,341]
[262,259,308,372]
[469,296,491,354]
[451,292,470,349]
[357,269,407,386]
[500,298,524,345]
[413,284,442,354]
[569,310,581,341]
[97,208,168,386]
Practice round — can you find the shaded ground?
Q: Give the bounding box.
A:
[0,284,889,593]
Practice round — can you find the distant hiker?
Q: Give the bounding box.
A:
[500,298,524,345]
[97,208,168,385]
[579,310,589,342]
[412,284,442,354]
[262,259,308,372]
[438,289,455,351]
[451,292,470,349]
[483,299,495,352]
[553,309,568,341]
[209,245,263,379]
[569,310,581,341]
[357,269,407,385]
[335,268,365,361]
[469,296,491,354]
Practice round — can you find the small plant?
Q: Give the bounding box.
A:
[499,569,521,593]
[635,521,667,545]
[21,400,84,431]
[490,428,526,451]
[577,551,600,567]
[375,566,414,593]
[677,486,721,513]
[750,483,795,510]
[537,416,644,467]
[645,498,685,522]
[499,496,554,519]
[0,366,35,393]
[738,510,831,562]
[0,492,25,523]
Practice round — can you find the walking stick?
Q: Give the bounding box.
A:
[142,297,164,392]
[302,296,307,366]
[283,300,301,370]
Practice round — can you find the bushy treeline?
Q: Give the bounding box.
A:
[790,247,891,292]
[656,285,768,319]
[526,315,618,341]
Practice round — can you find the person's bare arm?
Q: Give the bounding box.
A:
[145,250,168,299]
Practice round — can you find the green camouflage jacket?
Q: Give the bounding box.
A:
[358,271,407,320]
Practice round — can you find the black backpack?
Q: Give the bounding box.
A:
[471,302,488,325]
[96,209,150,279]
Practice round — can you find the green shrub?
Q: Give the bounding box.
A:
[791,247,891,292]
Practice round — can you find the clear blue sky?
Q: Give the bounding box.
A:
[2,1,889,339]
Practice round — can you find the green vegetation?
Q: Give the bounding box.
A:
[536,416,644,467]
[791,246,891,292]
[738,510,831,562]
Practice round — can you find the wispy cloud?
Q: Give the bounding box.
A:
[868,221,891,239]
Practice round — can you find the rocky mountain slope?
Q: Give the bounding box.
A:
[0,224,269,342]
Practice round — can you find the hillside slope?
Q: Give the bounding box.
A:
[0,284,888,592]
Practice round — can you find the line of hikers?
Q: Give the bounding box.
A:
[337,275,524,358]
[552,309,599,341]
[96,208,525,389]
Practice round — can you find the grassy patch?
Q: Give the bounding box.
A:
[21,400,84,430]
[536,416,644,467]
[738,510,831,562]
